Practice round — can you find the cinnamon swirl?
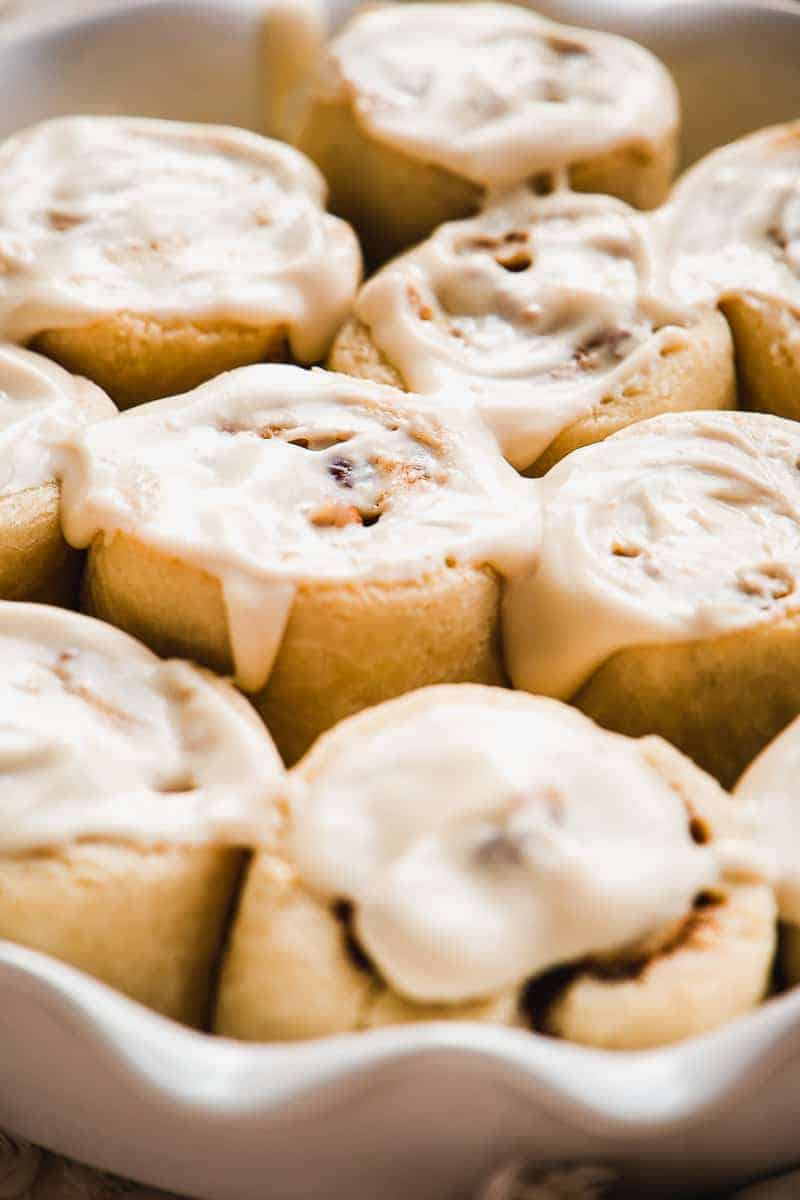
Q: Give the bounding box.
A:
[330,189,734,473]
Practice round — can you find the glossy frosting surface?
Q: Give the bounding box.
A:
[355,188,690,470]
[0,343,110,497]
[58,364,540,691]
[0,603,283,853]
[0,116,361,360]
[662,122,800,309]
[291,688,720,1004]
[321,2,678,189]
[504,411,800,697]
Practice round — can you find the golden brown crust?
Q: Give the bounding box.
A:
[569,129,678,212]
[296,99,483,266]
[214,852,374,1040]
[573,610,800,789]
[527,308,735,475]
[0,379,115,607]
[214,846,521,1042]
[328,310,736,475]
[544,883,776,1049]
[33,315,289,411]
[297,97,676,265]
[84,529,506,764]
[0,483,82,606]
[0,842,244,1027]
[721,293,800,422]
[327,317,404,389]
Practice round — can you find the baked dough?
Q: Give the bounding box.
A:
[58,364,539,763]
[286,3,679,261]
[215,685,774,1048]
[0,602,284,1027]
[0,344,115,605]
[504,410,800,787]
[329,189,735,473]
[663,121,800,420]
[0,117,361,408]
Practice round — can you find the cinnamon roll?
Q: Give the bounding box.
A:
[329,189,735,473]
[0,117,361,409]
[215,685,774,1048]
[504,410,800,787]
[0,601,284,1026]
[0,344,114,605]
[283,2,680,262]
[58,364,539,763]
[663,122,800,421]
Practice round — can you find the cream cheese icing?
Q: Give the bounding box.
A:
[661,122,800,309]
[0,116,361,360]
[504,410,800,699]
[0,343,109,498]
[0,602,284,854]
[57,364,541,692]
[290,689,726,1004]
[317,2,679,190]
[354,188,691,470]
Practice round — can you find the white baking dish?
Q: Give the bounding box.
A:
[1,2,800,1197]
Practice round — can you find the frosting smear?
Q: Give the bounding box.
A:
[504,411,800,699]
[355,189,691,470]
[0,603,283,853]
[291,690,722,1004]
[0,116,360,362]
[320,3,678,190]
[57,365,540,692]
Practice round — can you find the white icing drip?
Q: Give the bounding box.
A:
[0,344,110,497]
[504,411,800,698]
[290,690,721,1004]
[0,116,361,361]
[660,122,800,309]
[0,603,284,853]
[356,188,691,470]
[57,364,540,692]
[321,3,678,190]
